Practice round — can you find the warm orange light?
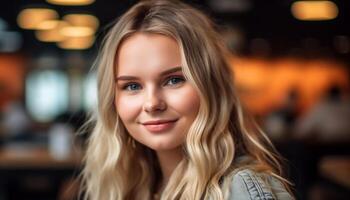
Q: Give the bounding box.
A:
[35,21,68,42]
[36,20,60,30]
[17,8,58,30]
[63,14,99,30]
[291,1,338,21]
[57,36,95,49]
[60,26,94,37]
[231,57,349,115]
[46,0,95,6]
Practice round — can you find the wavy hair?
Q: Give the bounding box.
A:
[81,0,291,199]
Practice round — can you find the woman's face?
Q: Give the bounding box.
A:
[115,33,200,152]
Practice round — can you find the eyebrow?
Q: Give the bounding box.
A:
[116,66,182,81]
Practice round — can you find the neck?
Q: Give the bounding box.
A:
[155,147,183,189]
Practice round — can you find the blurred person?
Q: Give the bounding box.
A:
[264,89,299,141]
[292,85,350,200]
[0,100,31,141]
[80,1,293,200]
[294,85,350,142]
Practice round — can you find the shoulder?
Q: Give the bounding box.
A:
[226,169,294,200]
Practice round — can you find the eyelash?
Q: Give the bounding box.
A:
[166,76,185,86]
[122,82,141,91]
[121,76,185,91]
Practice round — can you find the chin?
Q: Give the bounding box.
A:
[146,141,182,152]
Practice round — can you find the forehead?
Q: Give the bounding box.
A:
[115,33,182,76]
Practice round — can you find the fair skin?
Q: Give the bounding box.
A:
[114,33,200,190]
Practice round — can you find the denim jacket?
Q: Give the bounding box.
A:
[227,169,294,200]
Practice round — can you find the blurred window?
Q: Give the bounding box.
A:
[25,69,69,122]
[83,72,97,111]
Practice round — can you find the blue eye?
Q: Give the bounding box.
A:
[123,83,141,91]
[166,76,185,86]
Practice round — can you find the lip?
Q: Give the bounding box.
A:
[142,119,178,133]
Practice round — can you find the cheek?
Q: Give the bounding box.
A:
[115,94,143,122]
[168,86,200,118]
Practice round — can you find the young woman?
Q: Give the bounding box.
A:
[81,0,294,199]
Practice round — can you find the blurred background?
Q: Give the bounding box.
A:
[0,0,349,199]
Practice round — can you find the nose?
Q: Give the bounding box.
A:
[143,88,166,112]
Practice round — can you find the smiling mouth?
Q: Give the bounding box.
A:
[142,119,178,133]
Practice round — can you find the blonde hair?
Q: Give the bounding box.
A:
[81,0,291,199]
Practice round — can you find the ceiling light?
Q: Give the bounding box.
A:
[57,36,95,50]
[46,0,95,6]
[60,26,95,37]
[35,21,68,42]
[291,1,338,21]
[36,20,61,30]
[63,14,99,30]
[17,8,58,30]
